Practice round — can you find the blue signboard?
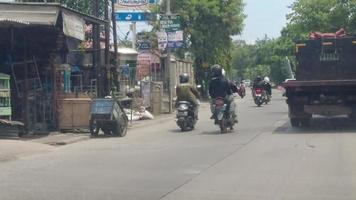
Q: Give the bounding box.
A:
[167,41,183,49]
[116,12,149,22]
[137,41,151,50]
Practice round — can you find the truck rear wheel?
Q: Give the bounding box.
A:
[300,118,311,127]
[290,118,300,127]
[290,117,311,127]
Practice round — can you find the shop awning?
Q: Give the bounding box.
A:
[0,4,59,26]
[0,3,107,40]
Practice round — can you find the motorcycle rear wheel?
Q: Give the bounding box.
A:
[219,119,228,133]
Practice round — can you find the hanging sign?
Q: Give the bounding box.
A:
[115,0,157,11]
[157,32,168,50]
[167,31,183,48]
[160,15,181,32]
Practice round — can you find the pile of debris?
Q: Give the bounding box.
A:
[124,90,154,121]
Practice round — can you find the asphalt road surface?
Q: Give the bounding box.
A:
[1,90,356,200]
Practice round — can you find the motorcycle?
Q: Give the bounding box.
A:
[176,101,197,131]
[253,87,266,107]
[238,82,246,98]
[212,97,236,133]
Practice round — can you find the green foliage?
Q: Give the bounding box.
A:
[170,0,245,83]
[231,38,291,83]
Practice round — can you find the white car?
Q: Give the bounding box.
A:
[243,79,251,87]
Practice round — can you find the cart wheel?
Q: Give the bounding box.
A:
[112,121,127,137]
[89,119,100,137]
[102,127,111,135]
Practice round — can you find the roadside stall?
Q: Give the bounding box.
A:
[0,2,107,135]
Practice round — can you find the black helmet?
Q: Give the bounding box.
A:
[256,76,262,82]
[179,73,189,84]
[211,64,222,78]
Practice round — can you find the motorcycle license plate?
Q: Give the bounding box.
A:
[256,94,262,97]
[178,111,188,117]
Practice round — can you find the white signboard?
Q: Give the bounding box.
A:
[62,12,85,41]
[157,32,168,50]
[115,0,156,11]
[167,31,183,42]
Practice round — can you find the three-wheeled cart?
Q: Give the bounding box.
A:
[89,98,128,137]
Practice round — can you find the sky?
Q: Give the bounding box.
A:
[237,0,295,43]
[0,0,295,45]
[116,0,296,45]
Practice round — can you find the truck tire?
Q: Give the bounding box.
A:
[300,118,311,127]
[290,118,300,127]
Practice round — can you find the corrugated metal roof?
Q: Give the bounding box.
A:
[0,2,106,27]
[0,18,30,26]
[0,4,59,26]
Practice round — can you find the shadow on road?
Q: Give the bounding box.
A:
[274,117,356,134]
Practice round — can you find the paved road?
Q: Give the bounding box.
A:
[1,90,356,200]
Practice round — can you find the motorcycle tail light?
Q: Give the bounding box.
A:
[215,98,225,107]
[255,88,262,94]
[178,104,189,110]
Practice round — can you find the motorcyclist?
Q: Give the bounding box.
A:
[208,65,237,122]
[253,76,263,90]
[263,76,272,97]
[176,73,200,119]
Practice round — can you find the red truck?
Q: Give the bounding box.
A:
[283,35,356,127]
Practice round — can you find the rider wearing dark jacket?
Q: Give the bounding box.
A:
[209,65,236,121]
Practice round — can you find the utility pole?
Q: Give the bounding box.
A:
[111,0,120,93]
[131,22,137,49]
[104,0,110,95]
[166,0,172,113]
[92,0,103,97]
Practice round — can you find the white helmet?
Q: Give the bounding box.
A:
[222,69,226,76]
[264,76,270,83]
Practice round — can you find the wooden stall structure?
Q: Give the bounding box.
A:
[0,2,107,134]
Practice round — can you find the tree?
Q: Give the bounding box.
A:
[169,0,245,85]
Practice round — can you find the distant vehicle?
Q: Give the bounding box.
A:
[243,79,251,87]
[283,34,356,127]
[252,87,267,107]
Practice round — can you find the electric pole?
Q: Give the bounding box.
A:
[104,0,110,95]
[166,0,172,113]
[111,0,120,92]
[92,0,103,97]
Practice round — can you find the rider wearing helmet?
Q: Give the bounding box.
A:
[209,65,237,122]
[263,76,272,96]
[209,65,232,100]
[253,76,263,90]
[176,73,200,117]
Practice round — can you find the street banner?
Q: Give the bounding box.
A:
[157,32,168,50]
[167,31,184,48]
[115,0,156,11]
